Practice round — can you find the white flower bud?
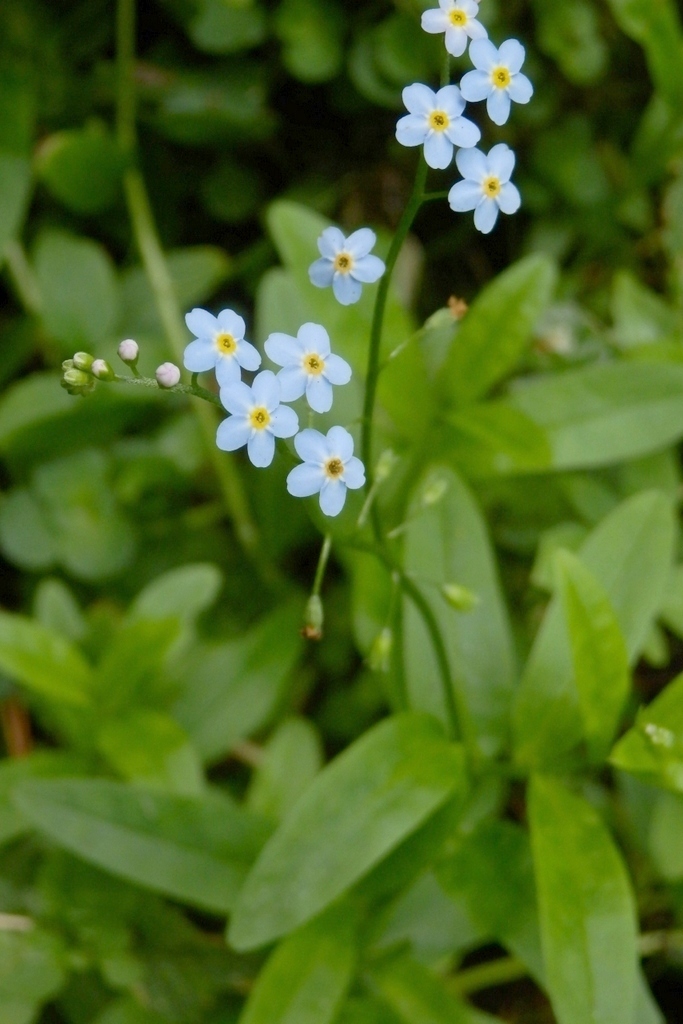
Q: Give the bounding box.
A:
[73,351,94,371]
[91,359,115,381]
[117,338,139,364]
[155,362,181,388]
[441,583,479,612]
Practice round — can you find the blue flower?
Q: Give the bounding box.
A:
[183,307,261,387]
[460,39,533,126]
[287,426,365,517]
[448,144,521,234]
[264,322,352,414]
[396,84,480,170]
[217,370,299,468]
[420,0,487,58]
[309,227,385,306]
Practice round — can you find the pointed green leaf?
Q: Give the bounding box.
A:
[0,611,92,706]
[228,713,467,950]
[610,672,683,792]
[529,776,638,1024]
[12,778,271,914]
[129,563,222,624]
[238,905,356,1024]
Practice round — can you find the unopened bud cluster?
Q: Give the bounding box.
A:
[60,338,181,398]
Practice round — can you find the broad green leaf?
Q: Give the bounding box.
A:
[0,751,89,847]
[442,254,557,406]
[33,578,86,643]
[611,271,678,348]
[0,611,92,705]
[0,487,56,572]
[633,973,665,1024]
[514,491,675,769]
[367,953,501,1024]
[604,0,683,106]
[443,402,552,478]
[189,0,267,54]
[402,467,516,758]
[438,820,544,983]
[648,791,683,880]
[556,550,630,761]
[228,713,467,950]
[529,776,638,1024]
[247,717,323,821]
[12,778,271,914]
[0,929,66,1010]
[35,125,125,214]
[174,601,303,762]
[534,0,608,85]
[610,672,683,792]
[97,710,204,796]
[0,155,31,262]
[129,563,223,624]
[274,0,345,83]
[91,619,179,715]
[238,905,356,1024]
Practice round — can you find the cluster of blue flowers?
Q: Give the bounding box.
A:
[183,291,370,517]
[398,0,533,233]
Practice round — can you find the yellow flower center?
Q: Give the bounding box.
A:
[333,252,354,275]
[483,176,502,197]
[449,9,467,26]
[303,353,325,376]
[325,457,344,479]
[492,66,511,89]
[249,406,271,430]
[215,332,237,355]
[429,110,450,132]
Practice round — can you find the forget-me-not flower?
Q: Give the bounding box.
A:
[420,0,487,58]
[448,144,521,233]
[396,84,480,170]
[183,307,261,387]
[287,426,365,517]
[265,322,352,414]
[217,370,298,468]
[309,227,385,306]
[460,39,533,126]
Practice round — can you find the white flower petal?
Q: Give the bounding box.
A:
[456,146,488,181]
[185,307,217,339]
[295,428,329,464]
[446,115,481,149]
[287,463,325,498]
[327,426,354,462]
[436,85,465,119]
[309,258,335,288]
[448,179,482,212]
[466,19,488,41]
[487,88,511,125]
[306,375,333,413]
[215,355,241,388]
[421,8,449,33]
[247,430,275,468]
[351,254,385,284]
[219,379,252,415]
[424,131,454,170]
[333,274,363,305]
[469,38,498,71]
[216,416,250,451]
[474,197,499,234]
[269,405,299,438]
[487,143,515,182]
[343,456,366,490]
[444,24,468,57]
[216,309,245,339]
[319,479,347,517]
[345,227,376,259]
[265,332,302,366]
[318,227,345,257]
[277,365,307,401]
[402,83,437,116]
[396,114,428,148]
[298,322,330,357]
[236,340,261,371]
[461,0,481,14]
[251,369,280,410]
[497,181,521,215]
[508,72,533,104]
[459,69,491,101]
[499,38,526,74]
[323,353,352,386]
[183,338,217,373]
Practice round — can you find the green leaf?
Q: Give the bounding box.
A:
[604,0,683,106]
[274,0,345,83]
[238,905,356,1024]
[514,491,675,769]
[610,672,683,792]
[647,790,683,880]
[529,776,638,1024]
[0,610,92,705]
[174,601,303,762]
[33,578,86,643]
[0,155,31,263]
[129,563,222,624]
[367,952,501,1024]
[442,254,557,406]
[228,713,467,950]
[12,778,271,914]
[611,271,678,348]
[0,487,56,571]
[97,710,205,796]
[35,125,125,214]
[189,0,267,54]
[0,929,66,1009]
[247,717,323,821]
[556,550,630,761]
[0,750,89,847]
[402,467,516,758]
[443,402,552,478]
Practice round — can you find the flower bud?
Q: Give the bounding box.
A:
[155,362,181,388]
[301,595,323,640]
[61,358,75,372]
[73,351,94,372]
[375,448,398,484]
[91,358,115,381]
[368,627,393,673]
[63,367,92,388]
[422,476,449,507]
[118,338,139,365]
[441,583,479,612]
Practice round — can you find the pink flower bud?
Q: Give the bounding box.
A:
[117,339,139,364]
[156,362,181,388]
[90,359,115,381]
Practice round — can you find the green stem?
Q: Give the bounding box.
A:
[115,0,266,571]
[361,157,428,488]
[312,534,333,598]
[112,372,224,407]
